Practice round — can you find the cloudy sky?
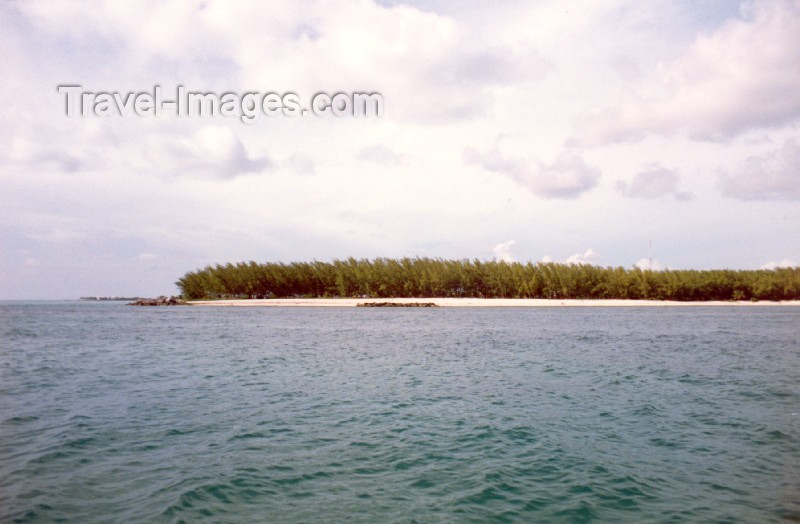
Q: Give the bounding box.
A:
[1,0,798,299]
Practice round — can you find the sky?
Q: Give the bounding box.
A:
[1,0,799,299]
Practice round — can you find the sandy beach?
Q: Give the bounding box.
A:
[187,298,800,307]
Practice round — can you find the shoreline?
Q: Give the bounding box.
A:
[187,298,800,307]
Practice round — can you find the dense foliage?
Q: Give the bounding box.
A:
[176,258,800,301]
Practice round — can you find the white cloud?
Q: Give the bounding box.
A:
[358,145,407,166]
[760,259,797,270]
[153,126,270,179]
[436,45,552,87]
[719,139,800,200]
[617,166,692,200]
[2,136,83,173]
[493,240,516,263]
[565,248,598,265]
[28,228,87,243]
[283,153,316,175]
[464,147,600,199]
[572,1,800,144]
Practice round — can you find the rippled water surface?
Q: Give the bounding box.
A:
[1,302,798,522]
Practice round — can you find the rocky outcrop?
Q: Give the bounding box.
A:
[356,302,438,307]
[128,296,187,306]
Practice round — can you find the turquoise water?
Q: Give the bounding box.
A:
[1,302,798,522]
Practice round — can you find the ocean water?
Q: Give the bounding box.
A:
[1,302,798,523]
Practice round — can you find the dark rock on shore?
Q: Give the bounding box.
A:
[128,296,187,306]
[356,302,438,307]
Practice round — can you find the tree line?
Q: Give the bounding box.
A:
[175,258,800,301]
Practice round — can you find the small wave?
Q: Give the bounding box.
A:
[264,464,294,472]
[3,415,39,425]
[64,437,97,449]
[349,441,378,448]
[631,403,661,416]
[3,327,38,339]
[501,426,537,443]
[409,477,435,489]
[162,483,236,519]
[456,485,509,505]
[229,432,267,441]
[552,500,599,521]
[702,481,749,496]
[5,503,55,522]
[29,449,75,464]
[649,437,681,449]
[164,428,195,436]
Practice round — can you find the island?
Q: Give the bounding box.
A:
[173,257,800,303]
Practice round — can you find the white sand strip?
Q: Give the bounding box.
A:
[187,298,800,307]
